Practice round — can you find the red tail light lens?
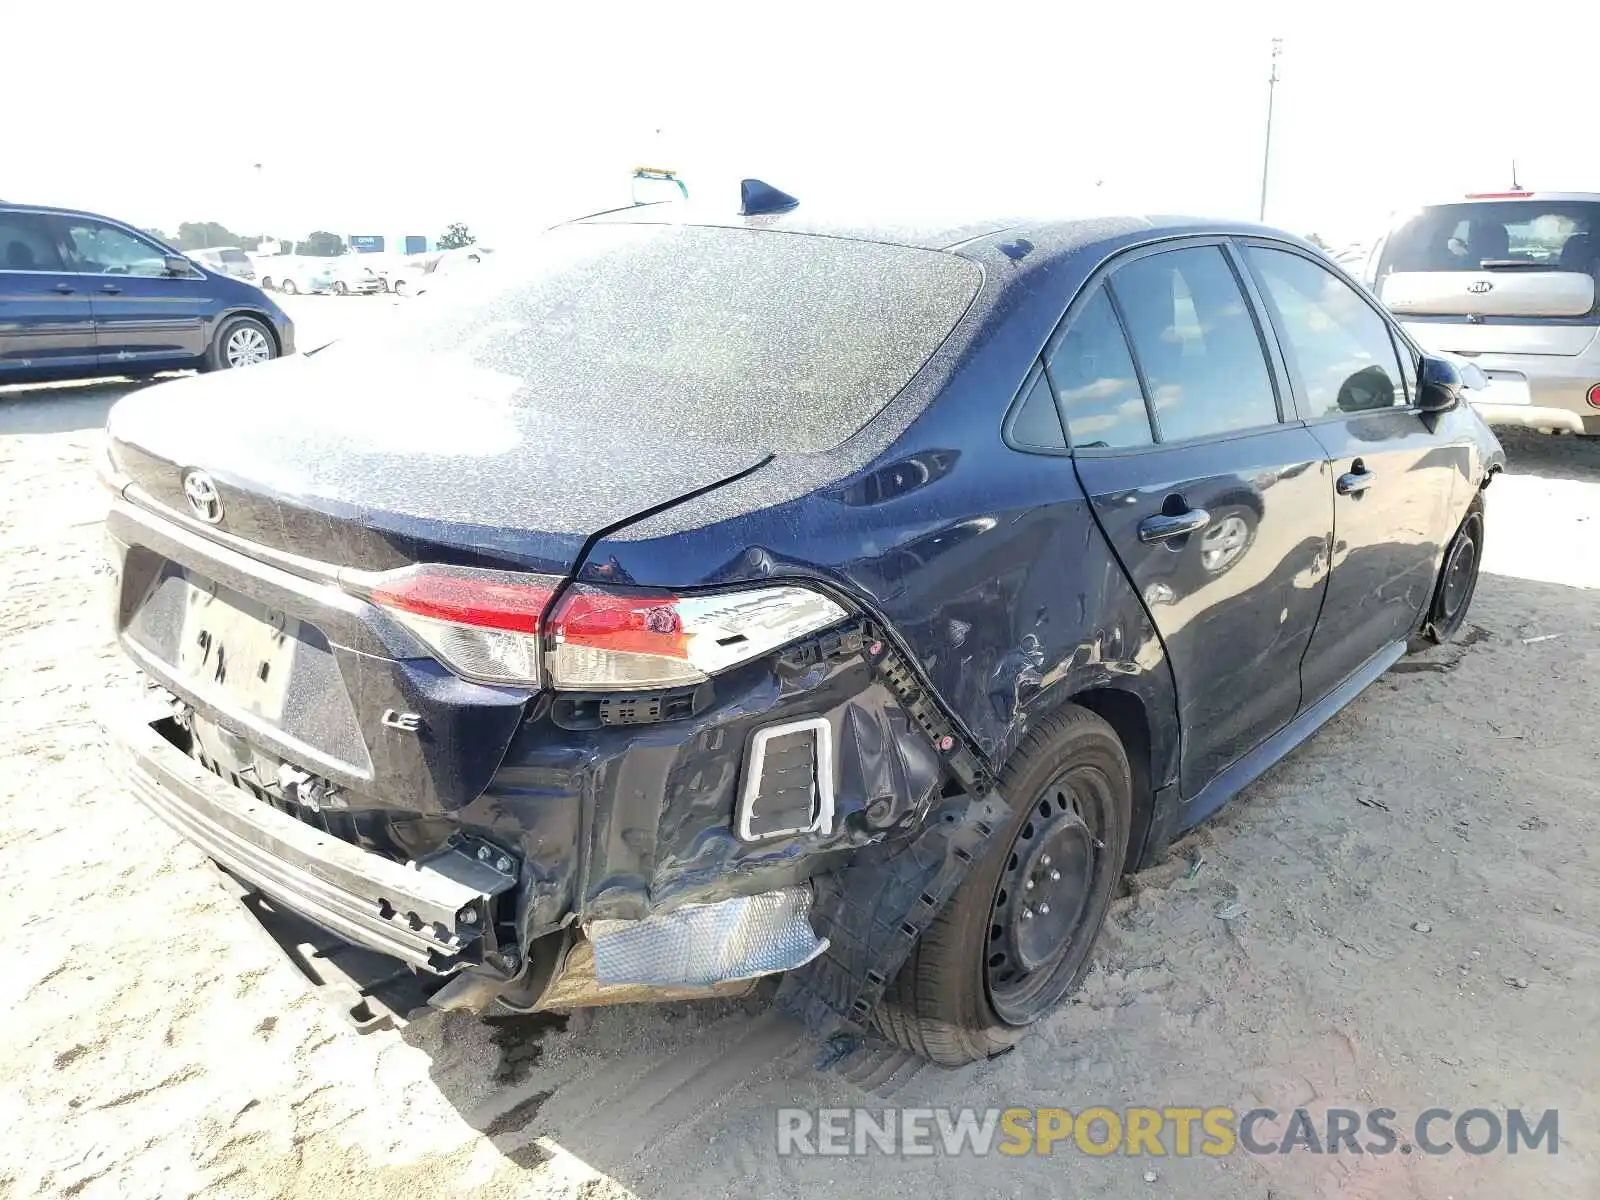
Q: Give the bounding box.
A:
[368,565,560,687]
[363,566,850,692]
[1587,383,1600,410]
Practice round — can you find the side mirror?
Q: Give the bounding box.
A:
[1416,354,1470,414]
[163,254,193,277]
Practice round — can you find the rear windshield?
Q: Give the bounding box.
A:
[326,223,981,453]
[219,249,249,265]
[1378,200,1600,274]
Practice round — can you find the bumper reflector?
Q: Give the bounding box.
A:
[736,717,834,841]
[589,886,828,987]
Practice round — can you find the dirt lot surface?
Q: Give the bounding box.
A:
[1,323,1595,1199]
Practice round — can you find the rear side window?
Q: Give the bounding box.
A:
[0,212,65,271]
[1045,287,1152,449]
[1377,200,1600,275]
[1109,246,1279,442]
[1008,368,1067,449]
[219,249,249,266]
[1247,247,1406,415]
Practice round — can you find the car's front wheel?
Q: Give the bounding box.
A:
[393,278,411,297]
[873,704,1130,1064]
[207,316,277,372]
[333,280,348,296]
[280,278,298,296]
[1423,496,1484,643]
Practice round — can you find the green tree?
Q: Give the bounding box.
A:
[141,227,172,244]
[1304,231,1332,251]
[297,230,347,257]
[437,222,476,250]
[173,220,250,250]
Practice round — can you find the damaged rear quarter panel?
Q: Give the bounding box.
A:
[571,236,1183,872]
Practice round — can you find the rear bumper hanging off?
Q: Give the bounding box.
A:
[102,702,513,973]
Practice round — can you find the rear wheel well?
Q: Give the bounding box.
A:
[1065,688,1153,875]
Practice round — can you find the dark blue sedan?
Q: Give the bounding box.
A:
[0,203,293,385]
[99,188,1502,1065]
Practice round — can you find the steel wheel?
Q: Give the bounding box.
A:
[1427,504,1483,641]
[224,324,272,368]
[984,762,1116,1025]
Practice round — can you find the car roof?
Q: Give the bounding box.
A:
[573,202,1308,262]
[1411,191,1600,207]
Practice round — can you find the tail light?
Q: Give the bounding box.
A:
[364,564,848,691]
[1587,383,1600,409]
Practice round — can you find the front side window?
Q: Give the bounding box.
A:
[1248,246,1406,416]
[58,220,169,276]
[1045,287,1152,449]
[0,212,65,271]
[1108,246,1279,442]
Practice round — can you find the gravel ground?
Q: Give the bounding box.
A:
[1,329,1595,1200]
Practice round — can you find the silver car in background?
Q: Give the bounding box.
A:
[1366,191,1600,436]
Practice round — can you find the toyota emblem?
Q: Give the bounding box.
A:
[182,470,223,524]
[1466,280,1494,295]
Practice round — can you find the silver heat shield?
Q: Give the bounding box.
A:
[588,885,828,987]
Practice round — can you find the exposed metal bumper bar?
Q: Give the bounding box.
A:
[103,704,497,972]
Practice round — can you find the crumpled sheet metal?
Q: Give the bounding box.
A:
[588,885,828,987]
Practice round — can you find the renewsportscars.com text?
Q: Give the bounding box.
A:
[775,1106,1559,1158]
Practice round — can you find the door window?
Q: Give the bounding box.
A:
[58,220,170,277]
[1247,246,1407,415]
[1108,246,1280,442]
[0,213,66,271]
[1044,287,1153,449]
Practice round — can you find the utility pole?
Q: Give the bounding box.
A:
[1258,38,1282,222]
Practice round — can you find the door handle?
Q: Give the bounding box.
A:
[1138,507,1211,543]
[53,283,74,294]
[1337,465,1377,495]
[100,283,122,295]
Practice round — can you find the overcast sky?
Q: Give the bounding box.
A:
[6,0,1595,247]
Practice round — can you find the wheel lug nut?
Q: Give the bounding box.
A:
[1049,869,1061,882]
[1039,903,1051,915]
[1041,855,1052,866]
[1022,907,1034,920]
[1025,879,1035,890]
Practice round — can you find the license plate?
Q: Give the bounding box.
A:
[176,582,299,721]
[1474,375,1532,406]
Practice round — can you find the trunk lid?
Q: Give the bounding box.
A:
[107,352,771,576]
[1381,270,1595,320]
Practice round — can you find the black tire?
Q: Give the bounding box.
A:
[873,705,1131,1065]
[393,278,411,297]
[205,315,277,372]
[280,278,298,296]
[259,276,275,292]
[333,280,348,296]
[1422,496,1484,643]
